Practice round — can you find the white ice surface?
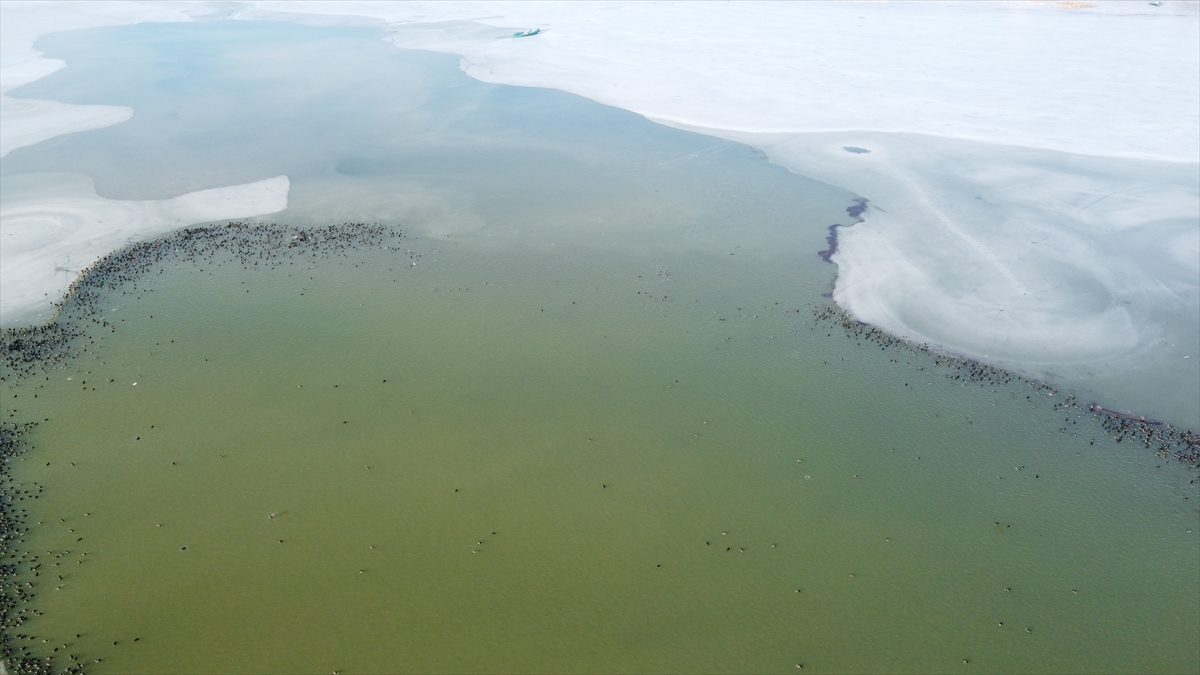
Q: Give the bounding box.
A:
[2,1,1198,421]
[0,173,290,327]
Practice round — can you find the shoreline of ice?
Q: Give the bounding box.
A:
[1,0,1197,424]
[688,127,1199,425]
[0,1,293,328]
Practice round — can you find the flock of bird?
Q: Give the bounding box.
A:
[0,221,407,674]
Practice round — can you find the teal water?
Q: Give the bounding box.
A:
[5,20,819,258]
[1,21,1197,674]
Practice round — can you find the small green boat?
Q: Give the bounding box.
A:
[512,28,540,38]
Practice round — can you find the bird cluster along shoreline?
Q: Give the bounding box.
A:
[0,220,411,674]
[809,303,1200,470]
[2,220,410,373]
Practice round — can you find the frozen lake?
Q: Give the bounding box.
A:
[0,12,1197,675]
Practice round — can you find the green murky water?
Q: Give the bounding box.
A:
[1,20,1197,674]
[5,238,1198,673]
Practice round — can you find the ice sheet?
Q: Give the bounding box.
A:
[0,173,289,327]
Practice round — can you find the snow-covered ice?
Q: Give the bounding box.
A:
[2,0,1197,422]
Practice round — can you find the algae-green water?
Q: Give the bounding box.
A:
[1,21,1197,674]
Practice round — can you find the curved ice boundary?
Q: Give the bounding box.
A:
[0,174,290,327]
[0,1,211,156]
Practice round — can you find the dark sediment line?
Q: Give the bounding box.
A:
[816,224,840,264]
[817,197,868,264]
[810,303,1200,469]
[846,199,868,219]
[0,220,413,674]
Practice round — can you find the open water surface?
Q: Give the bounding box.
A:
[1,21,1197,674]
